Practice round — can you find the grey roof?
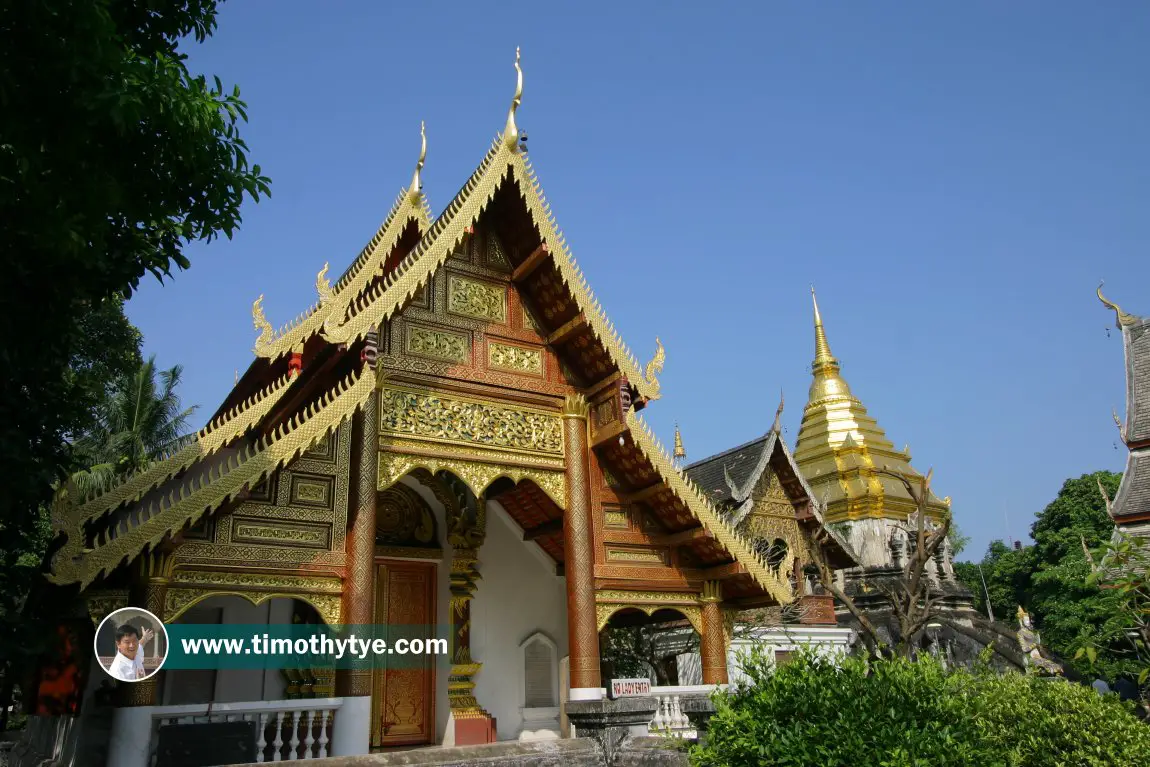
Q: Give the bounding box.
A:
[1113,450,1150,520]
[683,433,772,505]
[1123,317,1150,444]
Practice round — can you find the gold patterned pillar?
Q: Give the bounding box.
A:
[699,581,728,685]
[117,548,174,707]
[562,394,602,699]
[337,334,380,698]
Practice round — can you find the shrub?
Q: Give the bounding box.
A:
[690,650,1150,767]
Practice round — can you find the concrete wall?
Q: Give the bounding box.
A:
[470,501,568,741]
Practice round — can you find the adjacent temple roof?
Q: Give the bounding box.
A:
[1098,285,1150,523]
[793,289,950,524]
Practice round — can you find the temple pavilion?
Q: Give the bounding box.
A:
[1098,287,1150,552]
[29,52,855,766]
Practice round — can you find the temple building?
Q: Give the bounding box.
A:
[1098,287,1150,551]
[19,53,856,767]
[686,290,1019,667]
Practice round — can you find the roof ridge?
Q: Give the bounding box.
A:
[254,188,431,360]
[625,409,793,603]
[63,372,301,531]
[684,432,773,470]
[50,366,377,589]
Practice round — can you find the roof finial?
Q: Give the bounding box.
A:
[771,390,785,434]
[673,422,686,467]
[504,47,523,150]
[1097,280,1138,327]
[409,121,426,199]
[811,286,837,369]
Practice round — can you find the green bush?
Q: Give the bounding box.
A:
[690,650,1150,767]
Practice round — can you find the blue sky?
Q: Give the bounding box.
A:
[126,2,1149,561]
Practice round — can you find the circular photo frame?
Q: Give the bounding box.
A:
[95,607,169,682]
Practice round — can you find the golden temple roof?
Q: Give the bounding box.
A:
[794,289,948,523]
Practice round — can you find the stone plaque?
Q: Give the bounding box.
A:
[155,720,257,766]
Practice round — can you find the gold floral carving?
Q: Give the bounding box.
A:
[605,547,667,565]
[522,307,540,333]
[166,588,341,626]
[405,325,469,363]
[376,483,436,546]
[379,387,562,456]
[743,468,807,572]
[486,233,510,270]
[165,571,342,625]
[378,452,565,508]
[86,590,129,627]
[624,409,793,604]
[302,432,336,462]
[595,602,703,636]
[447,275,506,323]
[603,510,629,528]
[232,521,330,548]
[50,368,375,588]
[289,473,334,508]
[487,341,543,376]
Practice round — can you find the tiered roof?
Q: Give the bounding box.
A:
[1098,285,1150,524]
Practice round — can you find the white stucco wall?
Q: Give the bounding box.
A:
[162,595,295,705]
[470,501,568,741]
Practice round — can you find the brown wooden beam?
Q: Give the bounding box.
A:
[697,561,747,581]
[512,243,550,282]
[523,518,564,541]
[547,314,588,346]
[655,526,713,547]
[618,482,667,503]
[591,420,626,449]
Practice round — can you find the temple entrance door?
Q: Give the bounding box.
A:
[371,559,437,749]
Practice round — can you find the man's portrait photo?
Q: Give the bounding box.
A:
[95,607,168,682]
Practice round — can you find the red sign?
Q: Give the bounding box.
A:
[609,678,652,698]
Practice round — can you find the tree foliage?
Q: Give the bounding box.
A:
[955,472,1132,680]
[692,650,1150,767]
[0,0,268,577]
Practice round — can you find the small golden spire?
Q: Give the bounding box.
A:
[811,286,837,370]
[771,390,785,434]
[410,121,426,199]
[673,422,686,464]
[1097,281,1138,327]
[504,47,523,150]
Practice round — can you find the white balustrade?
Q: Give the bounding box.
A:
[646,684,721,740]
[148,697,343,764]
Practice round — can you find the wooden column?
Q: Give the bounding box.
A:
[562,394,601,698]
[337,334,379,698]
[699,581,728,685]
[118,548,174,707]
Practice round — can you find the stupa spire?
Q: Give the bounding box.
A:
[811,286,837,371]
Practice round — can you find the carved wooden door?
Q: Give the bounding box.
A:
[371,560,436,748]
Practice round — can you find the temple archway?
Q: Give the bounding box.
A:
[597,607,702,687]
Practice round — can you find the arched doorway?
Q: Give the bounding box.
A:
[598,608,701,686]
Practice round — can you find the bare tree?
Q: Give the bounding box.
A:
[808,468,952,658]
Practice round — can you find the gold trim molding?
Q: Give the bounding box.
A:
[378,453,565,508]
[165,571,343,625]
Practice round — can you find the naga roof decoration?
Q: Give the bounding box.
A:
[252,129,434,360]
[625,409,792,603]
[321,52,663,402]
[61,372,301,540]
[50,366,377,588]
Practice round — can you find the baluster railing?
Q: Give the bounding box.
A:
[148,698,343,764]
